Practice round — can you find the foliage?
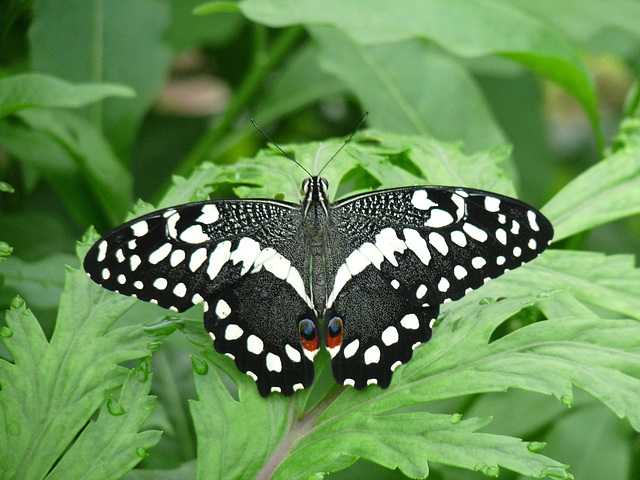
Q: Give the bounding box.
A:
[1,1,640,479]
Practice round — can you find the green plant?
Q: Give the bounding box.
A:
[1,1,640,479]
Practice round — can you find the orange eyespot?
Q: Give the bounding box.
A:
[299,319,318,352]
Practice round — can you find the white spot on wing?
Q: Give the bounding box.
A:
[130,254,141,271]
[102,268,110,280]
[496,255,506,265]
[197,204,219,224]
[403,228,431,265]
[429,232,449,256]
[247,334,264,354]
[425,209,454,227]
[343,339,360,359]
[170,249,186,267]
[266,352,282,372]
[225,323,243,340]
[391,279,400,289]
[400,313,420,330]
[327,264,352,309]
[207,241,232,280]
[117,274,126,284]
[528,238,537,250]
[189,247,208,272]
[450,230,467,247]
[192,293,204,305]
[451,192,466,220]
[463,223,488,242]
[180,225,209,244]
[153,278,168,290]
[438,277,450,292]
[230,237,261,275]
[173,282,187,297]
[285,344,301,363]
[416,284,427,299]
[364,345,381,364]
[495,228,507,245]
[411,190,437,210]
[471,256,487,269]
[262,252,291,280]
[131,221,148,237]
[133,281,143,289]
[358,242,384,269]
[375,228,406,267]
[527,210,540,231]
[345,249,370,276]
[454,265,468,279]
[381,326,399,346]
[166,212,179,239]
[97,241,108,262]
[149,243,172,265]
[513,246,522,257]
[216,299,231,319]
[484,196,501,212]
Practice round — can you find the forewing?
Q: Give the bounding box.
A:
[83,199,319,396]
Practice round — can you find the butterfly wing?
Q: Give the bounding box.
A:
[325,186,553,389]
[83,199,319,396]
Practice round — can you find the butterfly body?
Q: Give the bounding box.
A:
[84,174,553,397]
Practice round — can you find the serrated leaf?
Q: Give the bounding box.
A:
[0,253,74,310]
[0,73,134,119]
[483,250,640,321]
[46,371,161,480]
[0,241,160,480]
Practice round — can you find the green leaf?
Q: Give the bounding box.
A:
[483,250,640,321]
[311,26,507,152]
[0,241,12,264]
[0,180,15,192]
[0,253,75,310]
[0,72,134,119]
[0,108,133,227]
[0,240,159,480]
[29,0,173,157]
[239,0,601,147]
[543,118,640,241]
[46,371,161,480]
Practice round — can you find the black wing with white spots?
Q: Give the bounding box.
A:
[83,199,321,396]
[84,177,553,397]
[322,185,553,389]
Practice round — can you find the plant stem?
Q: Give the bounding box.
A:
[171,26,305,183]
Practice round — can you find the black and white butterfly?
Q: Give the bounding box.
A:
[84,138,553,397]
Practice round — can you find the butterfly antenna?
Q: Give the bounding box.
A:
[251,119,312,177]
[317,111,369,176]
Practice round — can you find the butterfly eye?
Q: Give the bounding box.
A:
[298,319,318,352]
[301,178,311,194]
[326,316,343,349]
[319,177,329,191]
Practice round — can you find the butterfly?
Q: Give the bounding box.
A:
[83,132,553,397]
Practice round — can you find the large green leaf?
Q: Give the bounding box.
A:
[29,0,172,157]
[237,0,600,143]
[0,240,160,480]
[0,73,134,119]
[311,27,506,152]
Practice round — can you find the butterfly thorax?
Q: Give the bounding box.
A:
[300,177,332,314]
